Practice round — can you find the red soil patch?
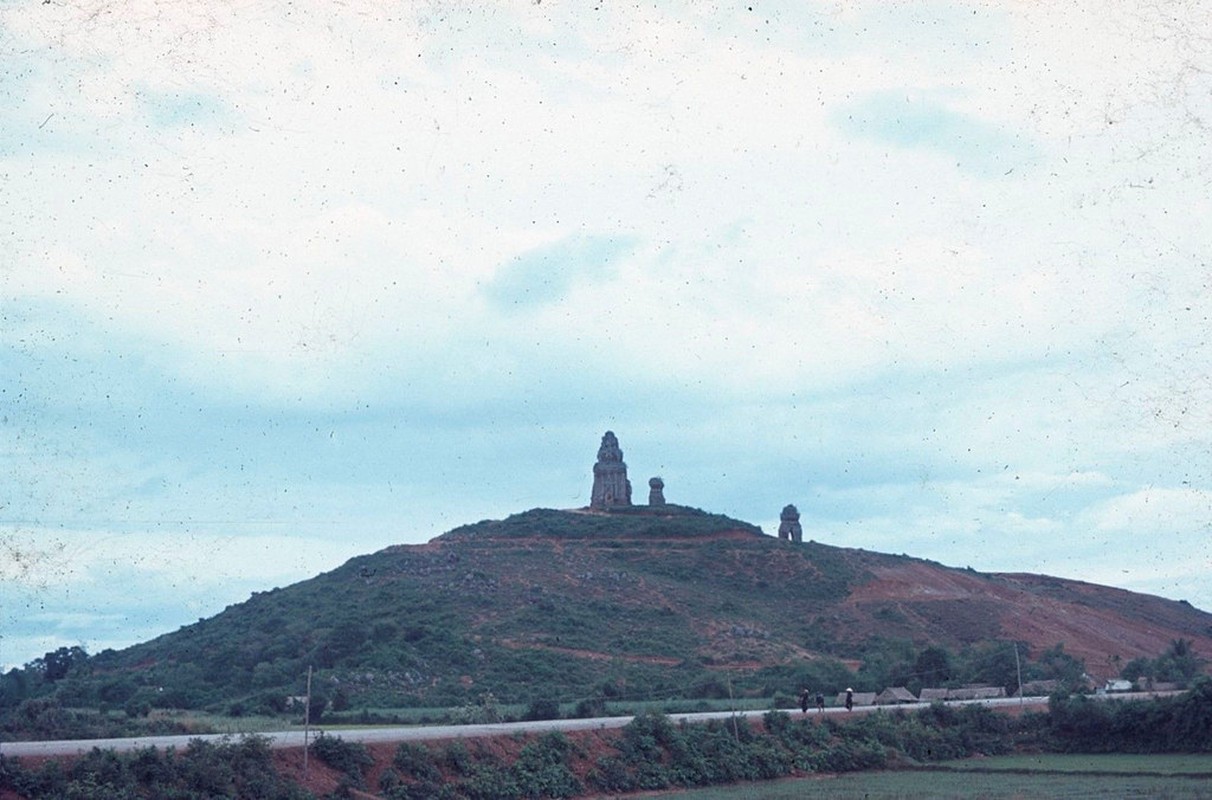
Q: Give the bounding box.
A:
[272,747,345,796]
[842,561,1212,682]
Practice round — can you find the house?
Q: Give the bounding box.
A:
[948,685,1005,701]
[918,685,1006,702]
[875,687,918,705]
[1014,679,1060,697]
[835,691,877,707]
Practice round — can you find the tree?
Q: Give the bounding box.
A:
[1154,638,1205,686]
[956,641,1022,694]
[306,692,329,724]
[0,668,30,708]
[914,646,954,686]
[1035,644,1085,687]
[1120,656,1151,684]
[29,646,89,683]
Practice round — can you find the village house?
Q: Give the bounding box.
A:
[835,691,877,707]
[875,687,918,705]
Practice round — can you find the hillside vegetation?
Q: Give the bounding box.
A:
[5,683,1212,799]
[4,506,1212,736]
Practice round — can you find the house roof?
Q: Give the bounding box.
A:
[1014,679,1060,697]
[875,687,918,704]
[918,686,1006,701]
[948,686,1005,700]
[836,691,877,706]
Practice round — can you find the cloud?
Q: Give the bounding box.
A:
[3,0,1188,412]
[0,526,355,590]
[2,0,1212,667]
[1083,488,1212,536]
[483,235,636,311]
[833,90,1038,175]
[137,88,234,129]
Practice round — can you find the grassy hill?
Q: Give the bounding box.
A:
[13,506,1212,727]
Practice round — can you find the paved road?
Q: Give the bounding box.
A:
[5,692,1174,758]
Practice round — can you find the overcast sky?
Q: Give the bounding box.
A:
[3,0,1210,671]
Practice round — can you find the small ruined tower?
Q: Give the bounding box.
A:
[590,431,632,508]
[648,476,665,506]
[778,504,803,543]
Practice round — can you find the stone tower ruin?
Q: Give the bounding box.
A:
[778,504,803,543]
[590,430,632,508]
[648,476,665,506]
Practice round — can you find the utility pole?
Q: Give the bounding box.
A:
[303,665,313,778]
[1013,643,1023,707]
[728,678,739,742]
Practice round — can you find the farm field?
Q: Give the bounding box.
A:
[937,753,1212,775]
[634,755,1212,799]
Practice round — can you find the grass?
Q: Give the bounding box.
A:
[147,710,289,735]
[934,753,1212,776]
[634,768,1212,799]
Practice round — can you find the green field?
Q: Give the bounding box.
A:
[937,753,1212,775]
[633,755,1212,799]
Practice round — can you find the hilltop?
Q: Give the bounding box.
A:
[40,504,1209,721]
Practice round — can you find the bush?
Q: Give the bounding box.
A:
[123,698,151,719]
[460,763,521,800]
[1042,679,1212,753]
[393,742,442,783]
[0,733,308,798]
[588,712,795,791]
[310,733,374,786]
[513,733,582,798]
[571,697,605,718]
[523,697,561,721]
[763,709,792,734]
[441,740,473,776]
[807,739,888,772]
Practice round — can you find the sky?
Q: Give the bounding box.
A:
[2,0,1210,671]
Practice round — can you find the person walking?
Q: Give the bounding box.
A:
[798,688,810,714]
[845,687,854,711]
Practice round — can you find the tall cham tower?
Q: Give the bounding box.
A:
[590,430,632,509]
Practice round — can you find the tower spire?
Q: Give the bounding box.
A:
[590,431,632,508]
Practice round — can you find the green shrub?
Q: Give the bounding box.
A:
[1042,679,1212,753]
[571,697,605,718]
[523,698,561,721]
[378,766,402,792]
[385,779,448,800]
[441,740,474,775]
[310,733,374,786]
[393,741,442,782]
[123,698,151,719]
[763,708,792,734]
[460,763,521,800]
[808,739,888,772]
[512,732,582,798]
